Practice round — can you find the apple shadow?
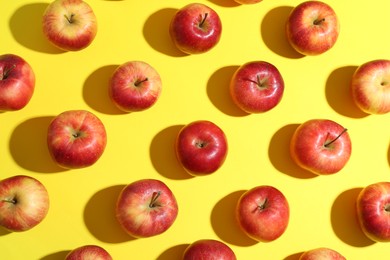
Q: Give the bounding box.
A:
[283,252,303,260]
[9,116,66,173]
[211,190,258,247]
[330,187,375,247]
[325,66,368,118]
[207,66,249,117]
[83,65,127,115]
[84,185,134,243]
[0,227,11,236]
[206,0,240,7]
[156,244,189,260]
[143,8,188,57]
[261,6,304,59]
[9,3,64,54]
[39,250,70,260]
[150,125,192,180]
[268,124,317,179]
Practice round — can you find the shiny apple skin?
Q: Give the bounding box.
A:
[42,0,97,51]
[0,175,49,232]
[236,185,289,242]
[47,110,107,169]
[299,247,346,260]
[66,245,112,260]
[351,59,390,115]
[175,120,228,176]
[230,61,284,113]
[183,239,237,260]
[109,61,162,112]
[286,1,339,55]
[116,179,178,238]
[169,3,222,54]
[357,182,390,242]
[0,54,35,111]
[290,119,351,175]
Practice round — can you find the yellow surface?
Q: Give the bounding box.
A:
[1,0,390,259]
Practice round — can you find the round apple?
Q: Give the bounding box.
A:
[236,185,289,242]
[47,110,107,169]
[299,247,346,260]
[183,239,236,260]
[230,61,284,113]
[286,1,339,55]
[169,3,222,54]
[42,0,98,51]
[66,245,112,260]
[356,182,390,242]
[109,61,162,112]
[116,179,178,238]
[351,59,390,115]
[0,54,35,111]
[0,175,49,232]
[290,119,351,175]
[175,120,228,176]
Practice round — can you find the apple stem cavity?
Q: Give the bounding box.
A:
[199,13,209,28]
[149,191,161,208]
[134,78,148,87]
[254,198,268,212]
[324,128,348,148]
[64,13,75,24]
[313,18,326,25]
[247,75,267,88]
[385,204,390,213]
[1,64,16,80]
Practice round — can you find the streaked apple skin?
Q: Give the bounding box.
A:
[286,1,339,55]
[47,110,107,169]
[116,179,178,238]
[42,0,97,51]
[175,120,228,176]
[357,182,390,242]
[0,54,35,111]
[109,61,162,112]
[230,61,284,113]
[169,3,222,54]
[183,239,236,260]
[299,247,346,260]
[236,185,289,242]
[66,245,112,260]
[0,175,49,232]
[351,59,390,115]
[290,119,351,175]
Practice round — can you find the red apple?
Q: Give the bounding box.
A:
[299,247,346,260]
[0,54,35,111]
[66,245,112,260]
[183,239,236,260]
[47,110,107,169]
[109,61,162,112]
[230,61,284,113]
[169,3,222,54]
[116,179,178,238]
[175,120,228,176]
[42,0,97,51]
[356,182,390,242]
[286,1,339,55]
[236,185,289,242]
[290,119,351,175]
[0,175,49,232]
[351,59,390,115]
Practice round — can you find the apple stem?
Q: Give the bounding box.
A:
[199,13,208,28]
[313,18,325,25]
[134,78,148,87]
[149,191,161,208]
[1,64,16,80]
[247,75,266,88]
[324,128,348,148]
[64,13,75,24]
[2,198,17,204]
[256,198,268,211]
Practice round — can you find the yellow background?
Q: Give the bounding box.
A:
[1,0,390,259]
